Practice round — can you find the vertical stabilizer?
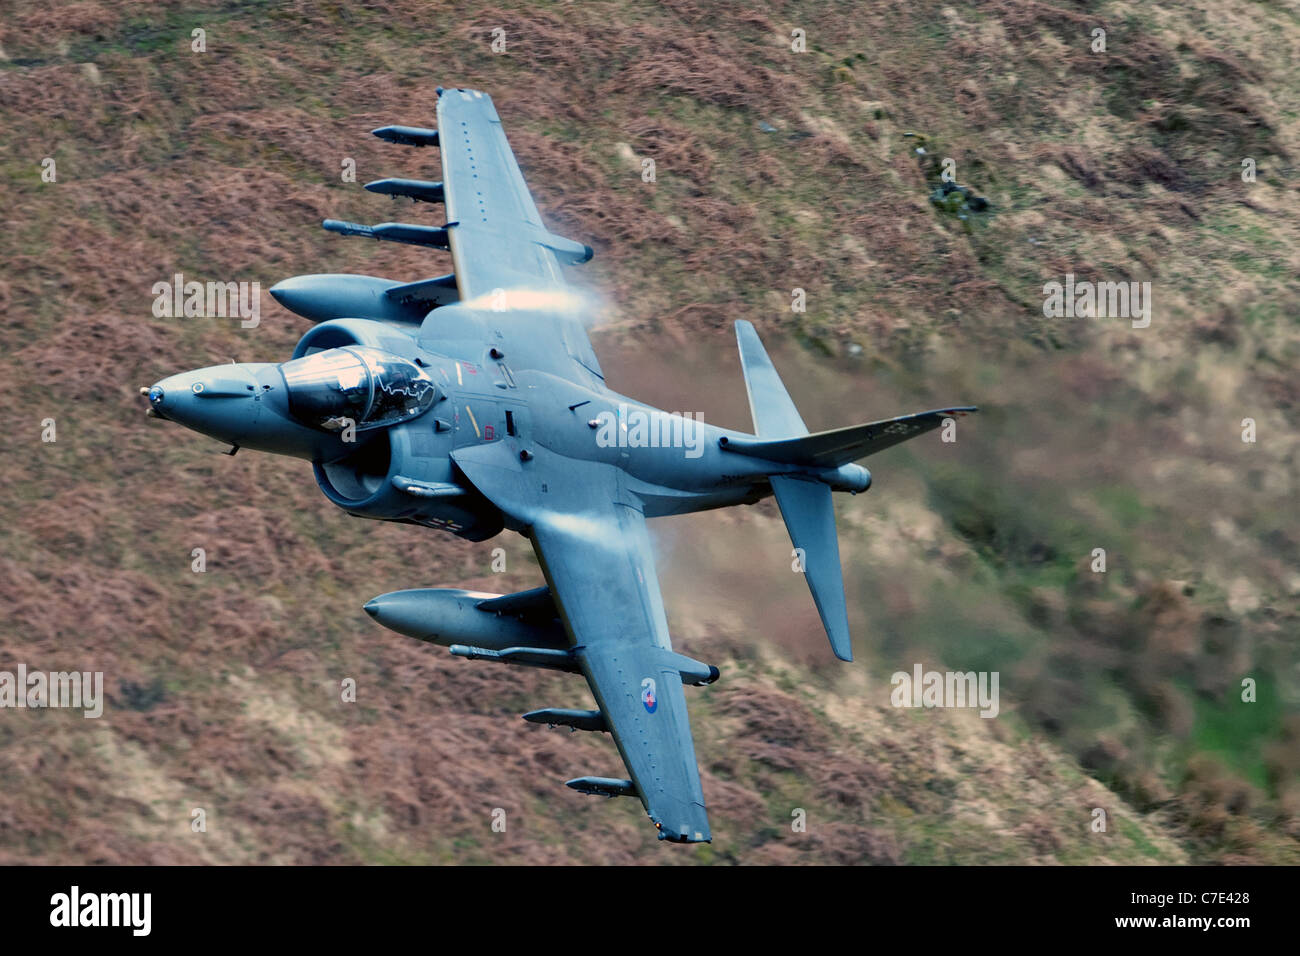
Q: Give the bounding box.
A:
[735,320,808,438]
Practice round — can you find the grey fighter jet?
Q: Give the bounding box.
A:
[144,87,976,843]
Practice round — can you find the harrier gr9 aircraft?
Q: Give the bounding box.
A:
[144,87,976,843]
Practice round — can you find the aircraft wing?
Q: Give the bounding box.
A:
[449,442,712,842]
[434,88,591,297]
[431,87,605,384]
[532,507,712,843]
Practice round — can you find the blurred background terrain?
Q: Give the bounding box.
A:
[0,0,1296,863]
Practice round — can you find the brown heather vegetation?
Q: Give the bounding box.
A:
[0,0,1296,863]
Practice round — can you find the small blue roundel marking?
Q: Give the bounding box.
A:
[640,677,657,714]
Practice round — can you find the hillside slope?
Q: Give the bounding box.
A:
[1,0,1296,863]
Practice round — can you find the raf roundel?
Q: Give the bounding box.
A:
[641,677,657,714]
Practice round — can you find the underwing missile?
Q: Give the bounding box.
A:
[371,124,440,147]
[448,645,578,673]
[565,777,636,798]
[522,708,607,732]
[322,219,451,249]
[364,178,446,204]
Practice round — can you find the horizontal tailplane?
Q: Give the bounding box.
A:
[720,407,977,469]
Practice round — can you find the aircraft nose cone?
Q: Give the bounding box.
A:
[147,365,262,444]
[362,598,382,619]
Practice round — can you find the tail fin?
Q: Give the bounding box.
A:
[769,476,853,661]
[735,320,808,438]
[732,320,976,663]
[735,320,852,660]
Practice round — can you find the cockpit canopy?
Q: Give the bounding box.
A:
[280,346,439,432]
